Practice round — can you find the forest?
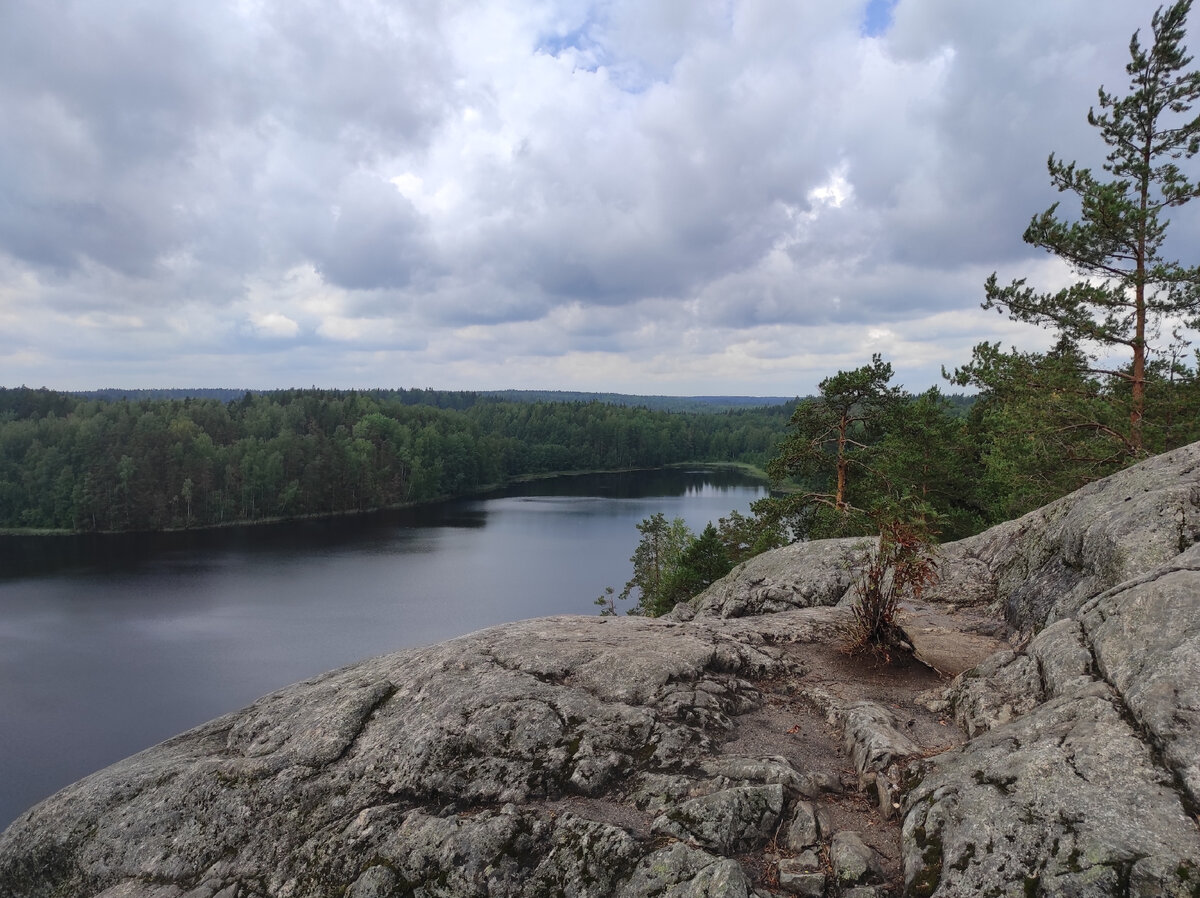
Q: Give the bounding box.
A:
[0,387,794,532]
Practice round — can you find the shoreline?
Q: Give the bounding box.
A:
[0,462,772,539]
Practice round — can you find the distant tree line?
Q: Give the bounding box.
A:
[0,388,794,532]
[64,387,795,414]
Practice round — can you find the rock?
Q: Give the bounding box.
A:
[830,831,883,885]
[894,606,1011,676]
[699,756,807,798]
[834,701,923,779]
[784,849,821,871]
[1080,543,1200,807]
[902,530,1200,896]
[814,804,834,841]
[875,773,899,820]
[651,784,785,854]
[797,770,843,798]
[630,773,701,814]
[905,540,1200,895]
[902,683,1200,897]
[784,801,820,850]
[688,538,873,618]
[617,843,752,898]
[944,648,1042,738]
[776,856,825,897]
[345,866,396,898]
[945,441,1200,634]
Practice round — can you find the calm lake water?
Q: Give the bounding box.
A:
[0,467,766,829]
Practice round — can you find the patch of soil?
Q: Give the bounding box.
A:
[718,637,965,895]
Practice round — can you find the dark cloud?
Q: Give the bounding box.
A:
[316,174,431,290]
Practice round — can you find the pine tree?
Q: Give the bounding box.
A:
[984,0,1200,452]
[620,512,693,615]
[765,354,901,538]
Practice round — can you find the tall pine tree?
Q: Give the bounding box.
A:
[984,0,1200,452]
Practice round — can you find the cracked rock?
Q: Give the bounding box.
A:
[651,784,785,854]
[831,831,884,885]
[617,843,752,898]
[902,686,1200,897]
[784,800,820,850]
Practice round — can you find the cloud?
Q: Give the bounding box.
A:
[0,0,1194,394]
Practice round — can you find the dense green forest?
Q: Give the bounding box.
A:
[67,388,794,413]
[0,387,795,532]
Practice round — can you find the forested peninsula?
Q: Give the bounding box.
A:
[0,387,794,533]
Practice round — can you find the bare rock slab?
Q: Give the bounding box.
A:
[902,685,1200,897]
[895,606,1011,676]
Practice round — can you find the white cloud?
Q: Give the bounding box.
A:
[248,312,300,339]
[0,0,1194,394]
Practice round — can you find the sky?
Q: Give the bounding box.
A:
[2,0,1197,396]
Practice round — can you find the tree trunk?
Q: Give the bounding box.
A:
[836,414,848,509]
[1131,144,1151,453]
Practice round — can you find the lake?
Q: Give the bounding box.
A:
[0,467,766,829]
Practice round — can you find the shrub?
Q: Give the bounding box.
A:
[845,518,939,660]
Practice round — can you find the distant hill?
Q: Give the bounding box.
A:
[72,388,252,403]
[481,390,796,412]
[68,387,797,412]
[64,388,979,416]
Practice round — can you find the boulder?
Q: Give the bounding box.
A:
[687,537,872,618]
[831,831,884,885]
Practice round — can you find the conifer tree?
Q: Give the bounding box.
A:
[766,354,901,538]
[984,1,1200,452]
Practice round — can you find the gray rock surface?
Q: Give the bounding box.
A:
[902,683,1200,897]
[651,784,784,853]
[783,801,820,850]
[687,537,872,618]
[831,831,884,885]
[4,443,1200,898]
[617,843,752,898]
[894,606,1011,676]
[938,441,1200,633]
[835,701,923,780]
[905,541,1200,896]
[776,858,824,897]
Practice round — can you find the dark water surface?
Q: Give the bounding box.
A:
[0,468,765,828]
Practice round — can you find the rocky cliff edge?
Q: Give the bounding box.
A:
[2,443,1200,897]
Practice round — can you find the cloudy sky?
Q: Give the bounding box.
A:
[2,0,1197,396]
